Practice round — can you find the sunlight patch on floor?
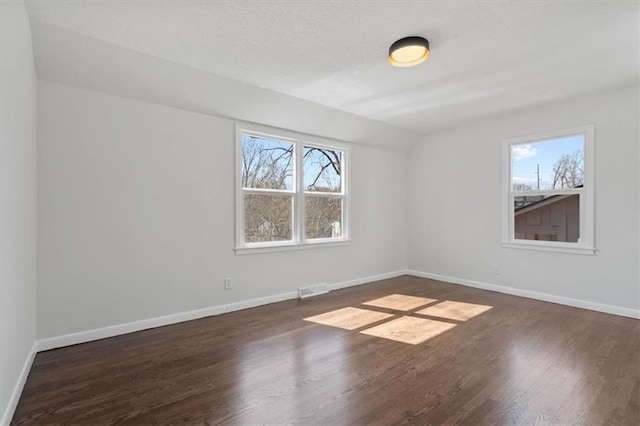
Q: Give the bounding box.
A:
[304,307,393,330]
[360,316,457,345]
[362,294,437,311]
[304,295,493,345]
[416,300,493,321]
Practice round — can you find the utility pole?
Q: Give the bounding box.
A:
[536,164,540,190]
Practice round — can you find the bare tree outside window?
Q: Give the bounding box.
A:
[551,150,584,189]
[303,146,343,239]
[303,147,342,192]
[305,196,342,239]
[244,193,292,243]
[241,136,293,242]
[240,135,344,243]
[512,183,533,191]
[241,136,293,190]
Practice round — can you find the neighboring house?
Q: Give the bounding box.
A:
[515,193,580,242]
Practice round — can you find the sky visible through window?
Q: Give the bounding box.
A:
[511,134,584,190]
[303,147,342,192]
[242,135,293,190]
[241,135,343,193]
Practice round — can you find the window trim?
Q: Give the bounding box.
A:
[234,123,351,254]
[501,124,595,255]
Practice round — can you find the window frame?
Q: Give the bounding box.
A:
[501,124,595,255]
[235,123,350,255]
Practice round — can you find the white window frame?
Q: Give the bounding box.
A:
[501,124,595,255]
[235,123,350,255]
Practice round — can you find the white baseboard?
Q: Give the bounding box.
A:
[407,270,640,320]
[1,342,37,426]
[36,270,409,352]
[36,290,297,351]
[328,270,409,291]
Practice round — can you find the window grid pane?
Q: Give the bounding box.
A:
[303,146,343,193]
[242,135,294,191]
[244,193,293,243]
[513,194,580,243]
[305,195,343,240]
[511,135,584,192]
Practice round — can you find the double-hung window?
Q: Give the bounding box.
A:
[502,125,595,255]
[235,124,349,254]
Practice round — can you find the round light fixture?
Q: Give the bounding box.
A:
[388,36,430,68]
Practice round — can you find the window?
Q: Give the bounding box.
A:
[235,124,349,254]
[502,125,595,255]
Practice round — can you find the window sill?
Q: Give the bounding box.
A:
[501,241,596,255]
[235,239,351,255]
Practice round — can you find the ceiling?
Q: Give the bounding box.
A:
[25,0,639,137]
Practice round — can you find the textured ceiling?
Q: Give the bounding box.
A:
[25,0,639,135]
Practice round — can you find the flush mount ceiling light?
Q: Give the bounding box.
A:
[388,36,430,68]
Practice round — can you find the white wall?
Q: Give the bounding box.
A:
[29,21,421,152]
[36,81,407,340]
[0,0,38,423]
[407,85,639,312]
[35,79,639,343]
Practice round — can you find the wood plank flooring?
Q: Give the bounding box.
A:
[12,276,640,424]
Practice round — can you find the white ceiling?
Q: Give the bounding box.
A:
[25,0,639,136]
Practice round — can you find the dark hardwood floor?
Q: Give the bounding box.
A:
[12,276,640,425]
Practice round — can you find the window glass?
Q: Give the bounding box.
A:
[502,125,594,254]
[244,193,293,243]
[237,127,349,252]
[305,196,342,239]
[303,146,342,193]
[242,135,294,190]
[511,135,584,191]
[514,194,580,243]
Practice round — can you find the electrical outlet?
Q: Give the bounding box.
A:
[224,277,232,290]
[492,265,500,275]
